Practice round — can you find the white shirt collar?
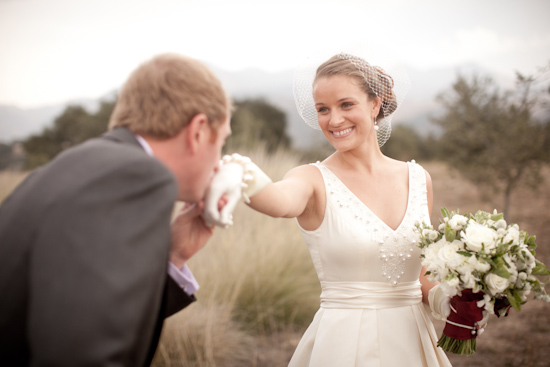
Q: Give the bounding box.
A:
[135,134,154,157]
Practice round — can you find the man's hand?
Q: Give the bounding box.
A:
[170,201,215,268]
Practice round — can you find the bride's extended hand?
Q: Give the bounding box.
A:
[202,163,244,228]
[202,154,273,228]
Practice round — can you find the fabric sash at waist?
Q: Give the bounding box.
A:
[320,280,422,309]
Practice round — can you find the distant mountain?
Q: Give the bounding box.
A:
[0,97,105,143]
[0,63,509,149]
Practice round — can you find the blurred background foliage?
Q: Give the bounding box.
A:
[1,67,549,216]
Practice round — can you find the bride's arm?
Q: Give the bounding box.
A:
[248,165,317,219]
[421,168,435,305]
[201,156,318,226]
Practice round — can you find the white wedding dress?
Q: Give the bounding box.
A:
[289,161,452,367]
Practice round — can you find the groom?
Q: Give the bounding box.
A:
[0,53,231,366]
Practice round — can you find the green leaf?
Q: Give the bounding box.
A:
[492,257,511,278]
[533,259,550,276]
[491,213,504,221]
[506,289,522,311]
[441,207,450,219]
[457,251,473,257]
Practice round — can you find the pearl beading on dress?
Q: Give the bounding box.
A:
[317,161,429,286]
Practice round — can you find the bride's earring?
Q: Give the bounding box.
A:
[373,118,379,131]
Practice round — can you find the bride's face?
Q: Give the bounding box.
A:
[313,75,379,152]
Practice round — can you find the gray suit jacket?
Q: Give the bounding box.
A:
[0,128,195,366]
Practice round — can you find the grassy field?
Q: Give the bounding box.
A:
[1,151,549,367]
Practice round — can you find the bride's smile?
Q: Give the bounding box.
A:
[331,126,354,138]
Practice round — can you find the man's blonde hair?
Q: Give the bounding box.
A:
[109,53,230,138]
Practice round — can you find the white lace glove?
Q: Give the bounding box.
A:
[429,284,489,335]
[428,284,451,320]
[202,154,272,228]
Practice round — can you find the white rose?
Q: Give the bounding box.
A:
[447,243,468,269]
[438,223,446,231]
[485,273,509,295]
[438,242,460,262]
[462,222,497,252]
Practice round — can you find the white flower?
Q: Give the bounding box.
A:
[423,241,448,280]
[438,223,446,232]
[466,255,491,273]
[503,226,520,245]
[438,242,460,262]
[462,221,497,252]
[428,230,439,241]
[495,219,507,229]
[504,253,518,277]
[441,277,460,296]
[455,215,468,226]
[523,250,535,265]
[461,271,477,289]
[485,273,510,295]
[477,294,495,314]
[456,263,474,276]
[447,276,460,289]
[448,217,462,230]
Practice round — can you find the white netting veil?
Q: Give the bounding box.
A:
[293,42,411,147]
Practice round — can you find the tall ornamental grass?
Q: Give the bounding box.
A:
[153,147,321,367]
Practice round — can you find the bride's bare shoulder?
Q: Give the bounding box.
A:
[284,163,324,183]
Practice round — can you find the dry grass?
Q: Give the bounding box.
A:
[2,156,549,367]
[153,148,320,367]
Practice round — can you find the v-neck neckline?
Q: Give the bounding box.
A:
[319,162,412,233]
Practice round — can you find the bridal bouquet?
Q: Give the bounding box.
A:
[415,208,550,355]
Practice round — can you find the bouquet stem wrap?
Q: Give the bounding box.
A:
[438,290,484,354]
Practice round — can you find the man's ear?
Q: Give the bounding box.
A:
[185,113,209,154]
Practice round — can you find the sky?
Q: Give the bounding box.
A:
[1,0,549,109]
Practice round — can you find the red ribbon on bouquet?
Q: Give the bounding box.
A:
[494,297,512,318]
[444,290,485,340]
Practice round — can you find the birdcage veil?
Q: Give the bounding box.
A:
[293,42,411,147]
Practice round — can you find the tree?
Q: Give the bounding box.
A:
[23,100,115,169]
[433,68,550,217]
[382,125,428,161]
[226,99,291,152]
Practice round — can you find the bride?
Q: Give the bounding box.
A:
[203,46,483,366]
